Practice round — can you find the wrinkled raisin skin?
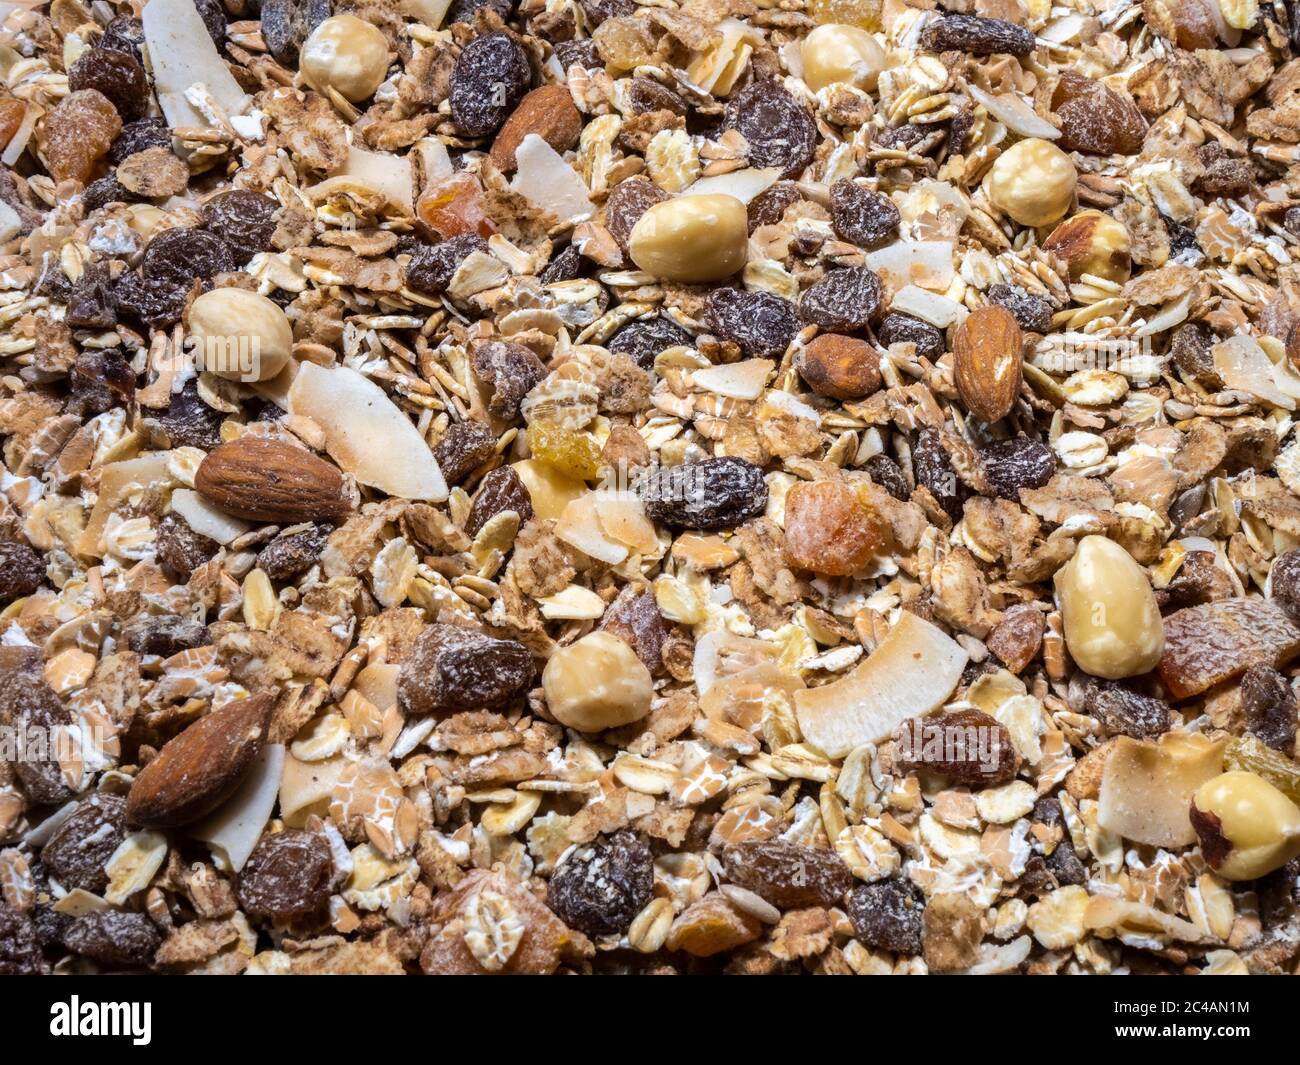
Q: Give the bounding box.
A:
[980,436,1055,501]
[707,288,799,358]
[471,340,548,420]
[722,840,853,908]
[723,81,817,179]
[1274,550,1300,625]
[865,454,909,501]
[396,623,535,717]
[62,911,162,967]
[604,177,667,251]
[986,283,1053,334]
[1241,663,1297,754]
[845,878,925,955]
[142,227,235,290]
[1081,676,1172,738]
[636,457,768,531]
[256,524,331,581]
[608,315,691,370]
[921,14,1035,57]
[404,234,488,296]
[0,905,46,975]
[151,383,225,450]
[156,512,220,583]
[433,420,497,484]
[449,32,532,139]
[41,795,127,894]
[913,427,964,521]
[124,614,210,657]
[747,181,801,234]
[830,179,900,248]
[600,586,669,673]
[237,829,334,925]
[0,540,44,600]
[202,190,280,266]
[466,465,535,537]
[893,708,1018,785]
[547,831,653,937]
[798,267,882,331]
[69,47,148,121]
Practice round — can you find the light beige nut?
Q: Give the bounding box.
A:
[1042,210,1131,283]
[301,14,390,103]
[542,630,653,732]
[627,194,748,283]
[987,138,1077,227]
[188,288,293,382]
[1053,534,1163,679]
[801,24,886,93]
[1191,771,1300,881]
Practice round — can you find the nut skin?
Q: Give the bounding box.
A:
[489,85,583,173]
[1191,771,1300,880]
[627,194,748,283]
[795,333,882,400]
[1053,534,1164,679]
[952,305,1023,423]
[1042,210,1131,283]
[301,14,389,102]
[196,436,354,523]
[987,138,1077,227]
[187,288,293,382]
[542,630,653,732]
[800,24,886,93]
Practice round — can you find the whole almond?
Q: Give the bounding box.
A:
[196,436,353,523]
[953,306,1023,424]
[489,85,583,173]
[126,693,275,828]
[795,333,882,400]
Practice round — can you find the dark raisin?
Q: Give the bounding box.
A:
[579,0,634,24]
[1,650,73,806]
[35,257,74,301]
[1161,551,1233,612]
[980,435,1055,501]
[604,176,667,251]
[1242,663,1297,754]
[722,80,817,179]
[799,267,882,331]
[1273,550,1300,625]
[66,264,118,329]
[1168,322,1221,389]
[1045,841,1087,886]
[747,181,801,234]
[1051,71,1147,156]
[722,840,853,909]
[69,47,148,121]
[42,795,127,894]
[404,234,488,296]
[83,175,136,212]
[202,190,280,266]
[1259,856,1300,929]
[876,124,927,151]
[1081,677,1172,738]
[397,623,535,716]
[829,179,900,248]
[62,910,162,967]
[627,76,687,115]
[256,524,331,581]
[707,287,799,357]
[547,831,652,937]
[1286,207,1300,239]
[260,0,330,67]
[921,14,1035,56]
[599,585,669,673]
[985,283,1053,333]
[635,456,767,530]
[152,382,224,449]
[449,32,532,139]
[845,878,925,955]
[1162,213,1202,260]
[0,540,44,600]
[466,466,534,536]
[446,0,515,22]
[877,313,942,360]
[99,16,146,63]
[155,513,220,582]
[193,0,228,45]
[67,349,134,418]
[914,428,964,520]
[608,314,691,371]
[113,272,190,329]
[865,454,910,501]
[123,613,211,657]
[1032,794,1063,827]
[553,38,600,71]
[893,708,1018,785]
[470,339,547,419]
[0,905,46,975]
[433,420,497,484]
[539,243,583,284]
[237,829,334,925]
[948,106,974,153]
[142,227,235,289]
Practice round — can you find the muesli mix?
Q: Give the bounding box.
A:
[3,0,1300,976]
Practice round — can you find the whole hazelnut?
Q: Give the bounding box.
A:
[800,25,886,93]
[187,288,293,382]
[542,630,653,732]
[301,15,390,103]
[628,194,748,283]
[1042,209,1131,283]
[987,138,1077,228]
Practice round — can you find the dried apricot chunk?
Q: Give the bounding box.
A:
[783,479,886,576]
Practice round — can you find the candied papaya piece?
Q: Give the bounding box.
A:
[528,423,603,481]
[1158,598,1300,701]
[783,479,887,577]
[416,173,496,240]
[44,89,122,185]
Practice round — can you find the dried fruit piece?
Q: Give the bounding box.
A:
[143,226,235,289]
[471,339,548,419]
[466,465,535,536]
[747,181,801,233]
[68,47,148,121]
[397,623,535,717]
[1272,549,1300,624]
[1081,677,1172,738]
[722,840,852,909]
[1051,72,1147,156]
[1225,735,1300,806]
[42,795,127,894]
[608,314,691,370]
[783,479,887,576]
[156,512,219,582]
[796,334,881,400]
[433,420,497,484]
[529,423,602,481]
[546,831,652,936]
[986,283,1052,333]
[666,893,763,956]
[124,614,210,658]
[893,707,1017,785]
[980,436,1054,501]
[877,313,942,360]
[237,829,334,925]
[722,80,817,178]
[706,288,799,357]
[953,306,1022,423]
[913,427,964,521]
[0,905,46,975]
[261,0,332,66]
[0,540,44,600]
[193,0,228,44]
[113,272,190,329]
[1,649,73,806]
[416,173,496,240]
[1241,664,1297,754]
[449,32,532,139]
[256,524,330,581]
[44,89,123,185]
[865,454,909,501]
[986,603,1045,673]
[799,267,883,332]
[830,179,900,248]
[921,14,1035,56]
[126,693,275,828]
[845,878,925,954]
[62,911,162,967]
[600,585,669,673]
[636,456,768,530]
[100,16,147,61]
[202,189,280,266]
[405,234,488,296]
[196,437,353,523]
[1159,598,1300,701]
[604,176,667,251]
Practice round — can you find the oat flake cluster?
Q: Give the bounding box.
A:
[6,0,1300,978]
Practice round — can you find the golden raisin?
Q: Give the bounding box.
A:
[528,423,603,481]
[808,0,882,30]
[783,479,886,576]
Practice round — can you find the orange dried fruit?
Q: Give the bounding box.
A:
[43,89,122,185]
[416,172,496,239]
[0,98,25,153]
[783,479,886,576]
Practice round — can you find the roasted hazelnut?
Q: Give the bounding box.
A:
[800,24,886,93]
[542,630,653,732]
[987,138,1077,228]
[301,15,390,103]
[1042,210,1131,283]
[627,194,748,283]
[1191,771,1300,881]
[187,288,293,382]
[1053,534,1164,679]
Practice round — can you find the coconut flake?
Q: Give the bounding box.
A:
[555,492,627,564]
[289,363,448,501]
[691,358,774,400]
[538,585,607,620]
[1097,732,1226,847]
[510,134,594,224]
[192,744,285,873]
[1214,335,1296,410]
[170,488,250,545]
[890,285,968,328]
[966,84,1061,140]
[682,167,781,204]
[280,754,346,827]
[340,145,413,213]
[865,241,955,293]
[143,0,250,131]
